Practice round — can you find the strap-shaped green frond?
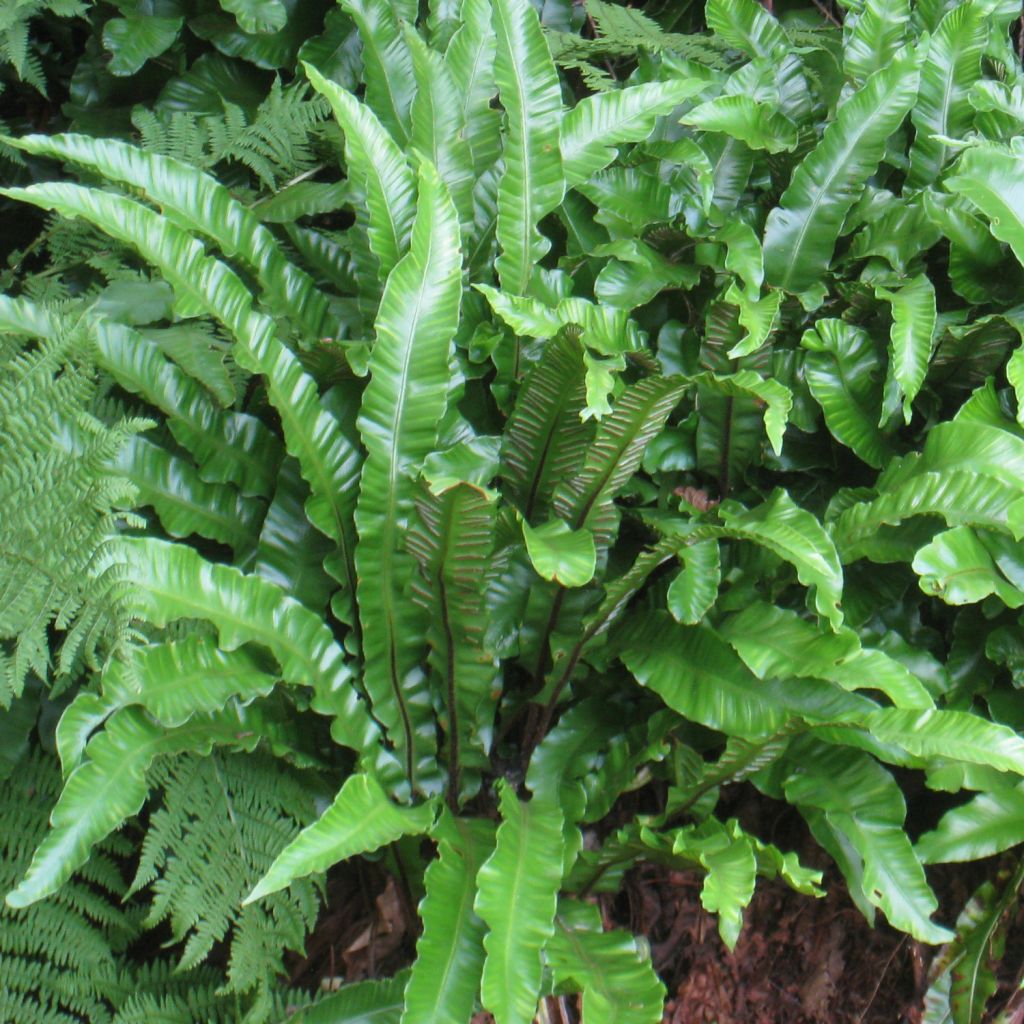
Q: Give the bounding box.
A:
[339,0,415,145]
[408,481,499,794]
[802,318,894,469]
[720,602,932,710]
[705,0,789,60]
[7,704,269,908]
[491,0,564,295]
[102,637,279,730]
[304,62,417,280]
[401,814,495,1024]
[501,334,590,520]
[763,50,921,293]
[115,436,263,553]
[406,27,474,228]
[717,489,844,630]
[907,2,986,187]
[553,377,685,546]
[8,132,333,340]
[622,614,789,737]
[1,183,365,622]
[476,781,564,1024]
[784,741,954,944]
[561,79,706,189]
[832,419,1024,561]
[355,161,463,792]
[918,784,1024,864]
[547,902,665,1024]
[245,773,435,903]
[444,0,500,175]
[843,0,910,83]
[946,143,1024,270]
[877,274,937,424]
[120,537,377,756]
[57,638,281,777]
[688,369,791,455]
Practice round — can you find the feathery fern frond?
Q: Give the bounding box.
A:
[0,317,145,702]
[132,751,321,1012]
[0,750,138,1024]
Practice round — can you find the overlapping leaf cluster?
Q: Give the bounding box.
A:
[4,0,1024,1021]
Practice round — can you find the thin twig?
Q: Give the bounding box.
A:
[856,936,907,1023]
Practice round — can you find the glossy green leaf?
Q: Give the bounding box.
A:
[843,0,910,83]
[562,79,706,189]
[99,637,278,731]
[1,182,365,620]
[715,220,764,299]
[913,526,1024,608]
[354,161,462,791]
[401,815,495,1024]
[501,334,590,520]
[407,481,499,780]
[907,2,986,188]
[406,27,474,227]
[246,773,435,903]
[547,902,665,1024]
[252,455,334,613]
[705,0,789,60]
[102,16,182,76]
[763,52,921,293]
[833,420,1024,561]
[553,377,685,547]
[304,63,417,280]
[7,705,266,908]
[491,0,564,294]
[677,822,757,950]
[720,603,933,710]
[689,368,791,456]
[784,742,953,944]
[667,539,720,625]
[802,319,893,468]
[723,285,783,361]
[8,133,332,339]
[115,436,262,553]
[719,489,844,630]
[622,615,789,738]
[865,708,1024,776]
[877,274,937,424]
[444,0,500,176]
[338,0,415,144]
[918,785,1024,863]
[946,144,1024,270]
[682,96,797,154]
[143,324,234,407]
[119,537,378,757]
[476,781,564,1024]
[220,0,287,34]
[522,518,596,588]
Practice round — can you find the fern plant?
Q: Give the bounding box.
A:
[5,0,1024,1021]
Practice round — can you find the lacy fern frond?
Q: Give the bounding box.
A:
[0,750,139,1024]
[132,80,332,191]
[549,0,730,76]
[132,751,322,1016]
[0,0,88,93]
[0,319,146,703]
